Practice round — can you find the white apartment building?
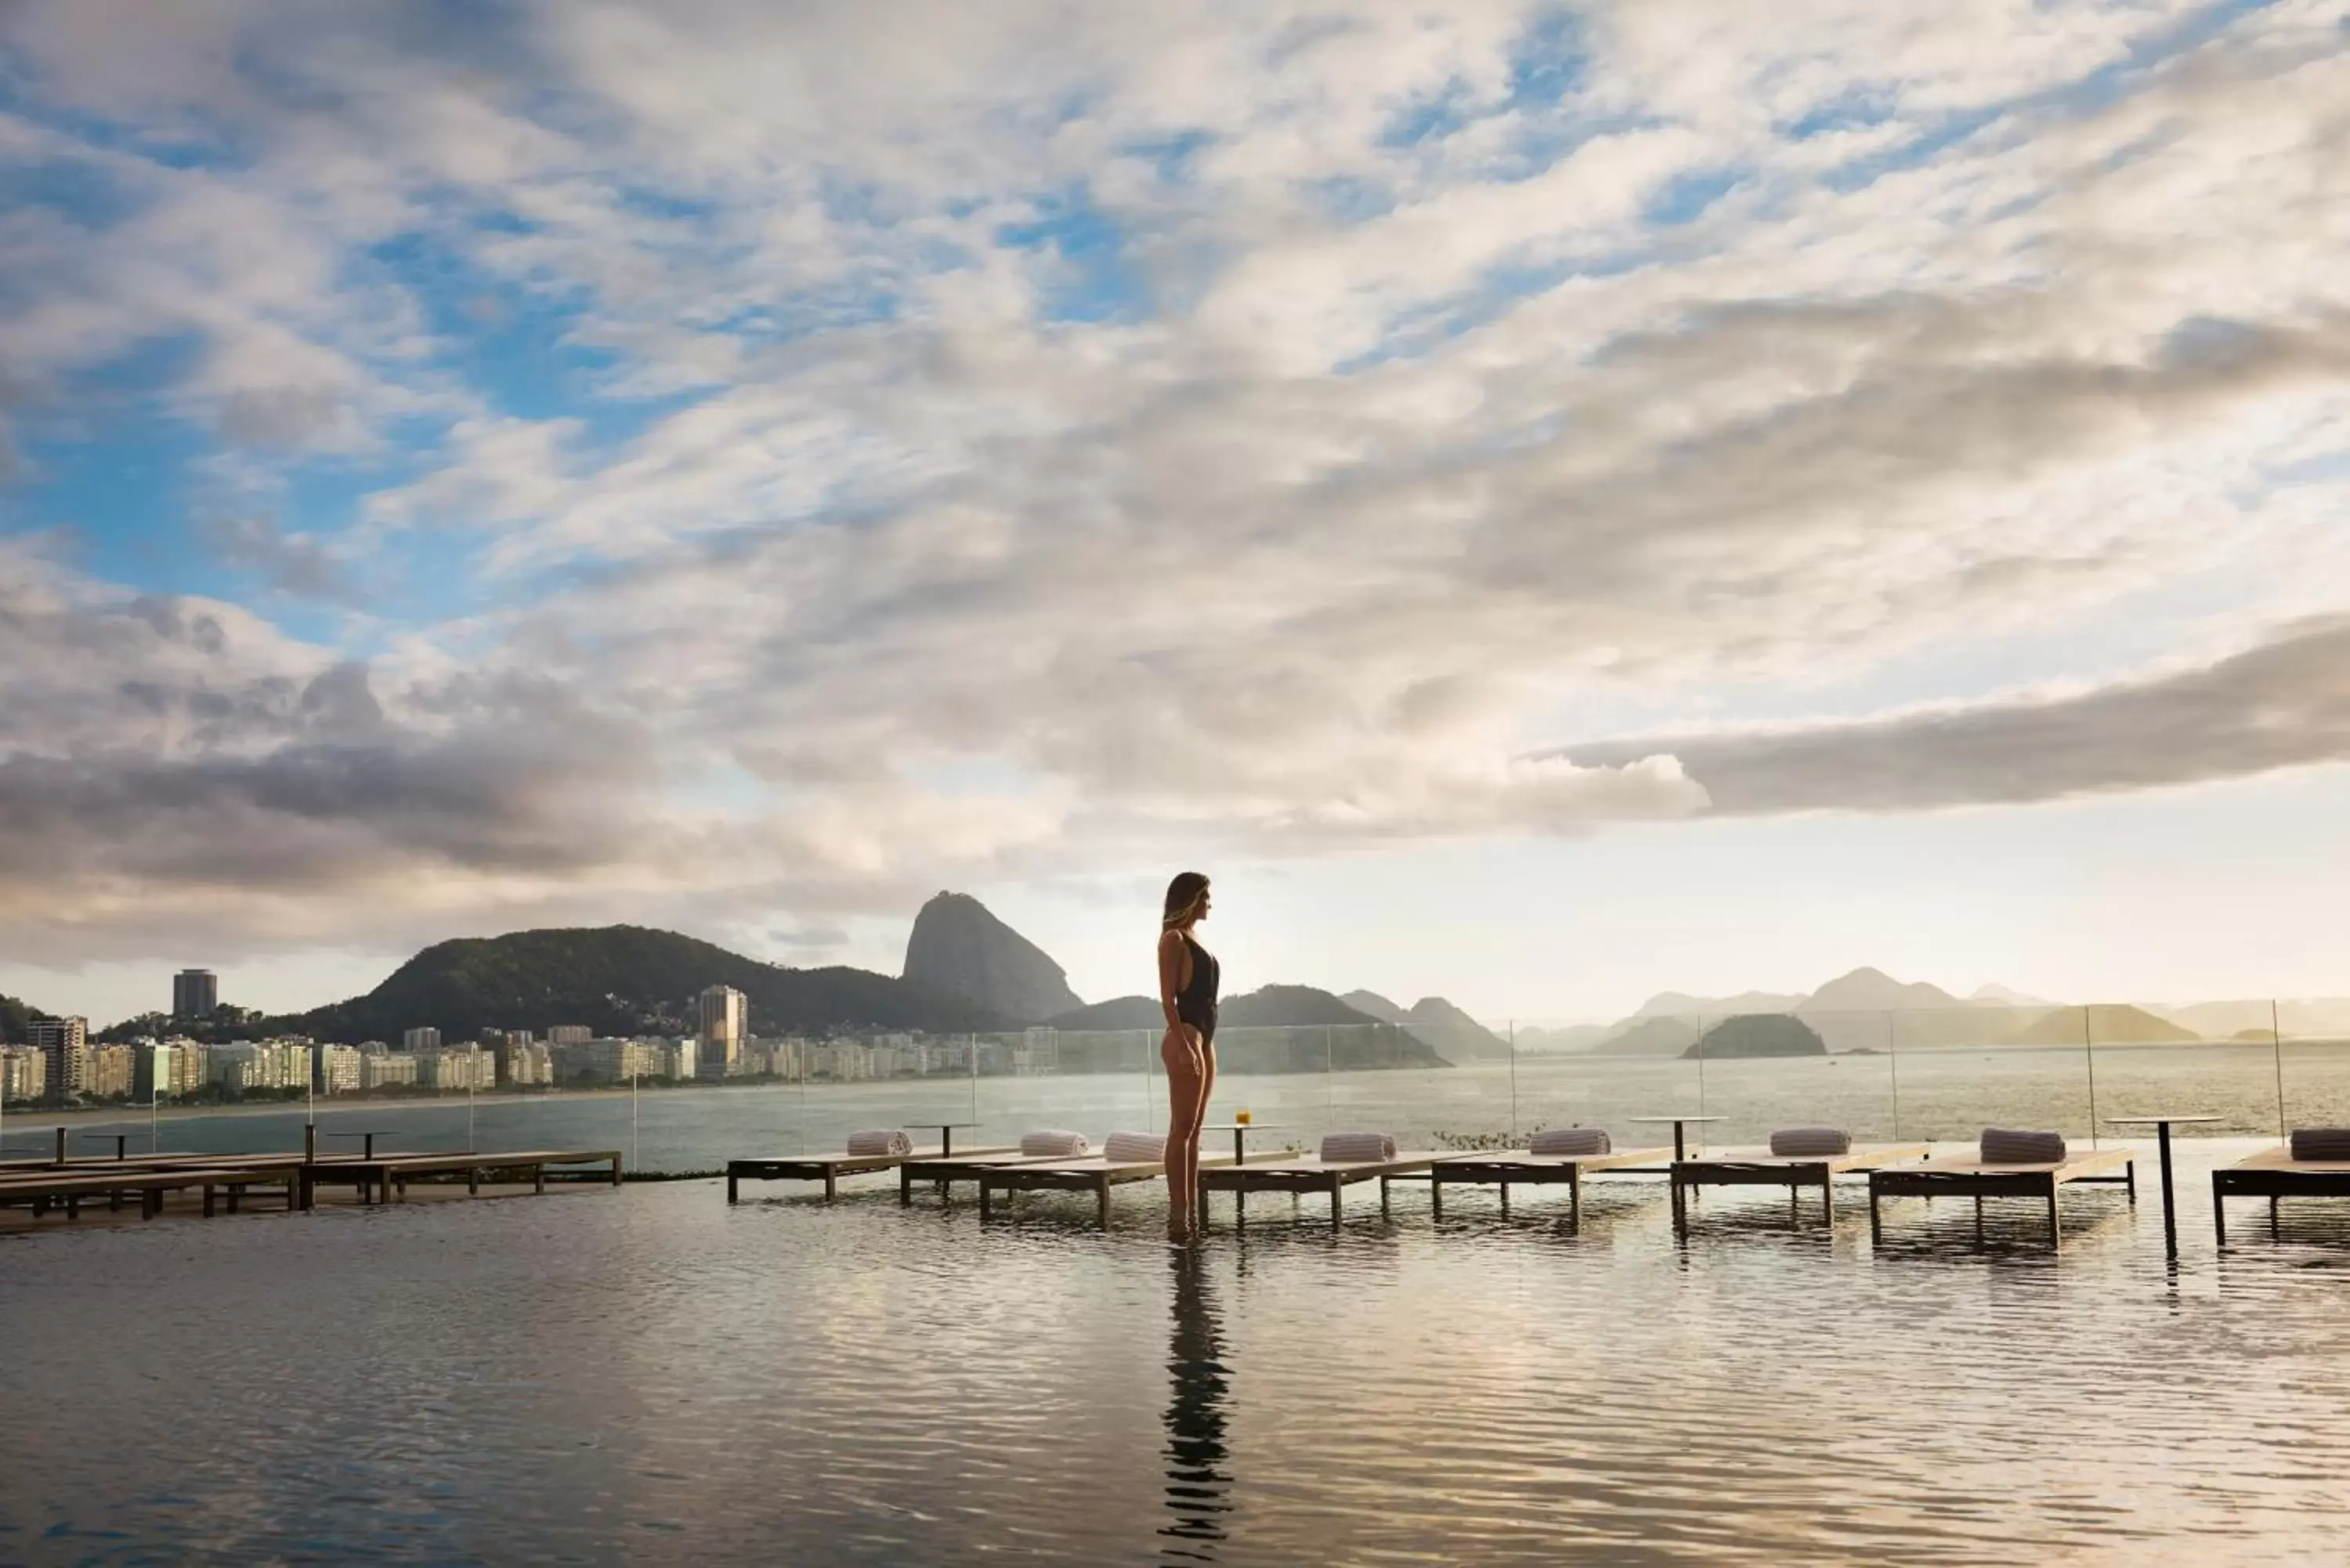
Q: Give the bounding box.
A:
[360,1053,421,1090]
[87,1044,137,1100]
[317,1044,364,1093]
[0,1046,45,1103]
[29,1016,89,1097]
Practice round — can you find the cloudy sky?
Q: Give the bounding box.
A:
[3,0,2347,1026]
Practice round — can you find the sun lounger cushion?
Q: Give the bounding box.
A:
[2289,1128,2350,1162]
[845,1129,912,1157]
[1980,1128,2066,1164]
[1320,1132,1397,1164]
[1528,1126,1611,1156]
[1021,1129,1090,1158]
[1102,1131,1166,1164]
[1769,1126,1851,1157]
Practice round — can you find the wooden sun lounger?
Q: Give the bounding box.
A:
[1197,1151,1444,1224]
[1402,1147,1672,1230]
[299,1148,623,1207]
[1673,1144,1929,1234]
[2211,1147,2350,1245]
[895,1148,1092,1205]
[974,1148,1286,1227]
[1868,1149,2135,1248]
[727,1145,1012,1203]
[0,1165,299,1222]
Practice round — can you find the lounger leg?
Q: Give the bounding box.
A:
[2211,1178,2226,1247]
[1097,1177,1111,1230]
[1672,1173,1688,1241]
[2125,1159,2136,1204]
[67,1194,81,1220]
[2046,1182,2060,1249]
[1331,1173,1343,1226]
[1430,1177,1443,1221]
[979,1178,992,1222]
[1498,1180,1509,1219]
[534,1166,545,1196]
[2270,1196,2280,1238]
[824,1169,837,1202]
[728,1173,739,1205]
[469,1169,480,1195]
[1569,1169,1582,1234]
[1379,1176,1390,1219]
[144,1188,162,1219]
[227,1187,240,1214]
[110,1187,123,1212]
[1821,1171,1835,1229]
[203,1184,216,1218]
[900,1168,913,1206]
[1974,1195,1983,1245]
[1867,1183,1881,1245]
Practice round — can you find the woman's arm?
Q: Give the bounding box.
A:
[1158,929,1186,1032]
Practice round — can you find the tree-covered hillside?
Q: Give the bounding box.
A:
[272,926,1014,1042]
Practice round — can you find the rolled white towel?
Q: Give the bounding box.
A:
[1980,1128,2066,1164]
[1528,1126,1611,1157]
[1021,1129,1090,1158]
[2289,1128,2350,1162]
[844,1129,912,1157]
[1320,1131,1397,1164]
[1102,1131,1166,1165]
[1769,1126,1851,1157]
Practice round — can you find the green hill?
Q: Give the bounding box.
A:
[272,926,1014,1042]
[2004,1003,2201,1046]
[1686,1013,1827,1059]
[0,993,40,1045]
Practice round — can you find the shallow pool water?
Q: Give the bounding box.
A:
[4,1140,2348,1566]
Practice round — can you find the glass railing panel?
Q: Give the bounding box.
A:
[2084,1001,2281,1141]
[1511,1013,1707,1154]
[1212,1025,1331,1158]
[1875,1004,2096,1144]
[1318,1022,1495,1153]
[2276,999,2350,1140]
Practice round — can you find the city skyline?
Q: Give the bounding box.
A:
[4,5,2348,1024]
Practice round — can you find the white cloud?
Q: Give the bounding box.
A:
[2,0,2348,970]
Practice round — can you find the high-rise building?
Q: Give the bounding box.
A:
[172,968,219,1017]
[317,1044,363,1094]
[402,1026,442,1053]
[361,1053,421,1090]
[0,1046,46,1103]
[697,985,747,1078]
[86,1044,137,1100]
[28,1017,89,1100]
[546,1024,591,1046]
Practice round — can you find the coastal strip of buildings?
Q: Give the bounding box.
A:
[2,977,1065,1110]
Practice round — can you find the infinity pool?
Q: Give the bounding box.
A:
[5,1140,2346,1565]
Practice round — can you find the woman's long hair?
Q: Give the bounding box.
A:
[1162,871,1210,930]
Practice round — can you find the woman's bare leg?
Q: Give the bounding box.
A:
[1187,1046,1218,1218]
[1162,1029,1206,1234]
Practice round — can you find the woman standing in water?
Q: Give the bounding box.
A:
[1158,871,1219,1240]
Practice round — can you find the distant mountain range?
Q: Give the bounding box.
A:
[27,904,2350,1054]
[1537,967,2298,1055]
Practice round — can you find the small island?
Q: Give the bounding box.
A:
[1683,1013,1828,1059]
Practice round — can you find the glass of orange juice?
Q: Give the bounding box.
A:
[1235,1108,1252,1125]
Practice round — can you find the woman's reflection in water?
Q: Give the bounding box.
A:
[1161,1246,1233,1562]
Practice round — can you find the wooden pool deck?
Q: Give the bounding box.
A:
[0,1147,624,1228]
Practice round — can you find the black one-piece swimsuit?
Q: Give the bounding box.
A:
[1175,933,1220,1046]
